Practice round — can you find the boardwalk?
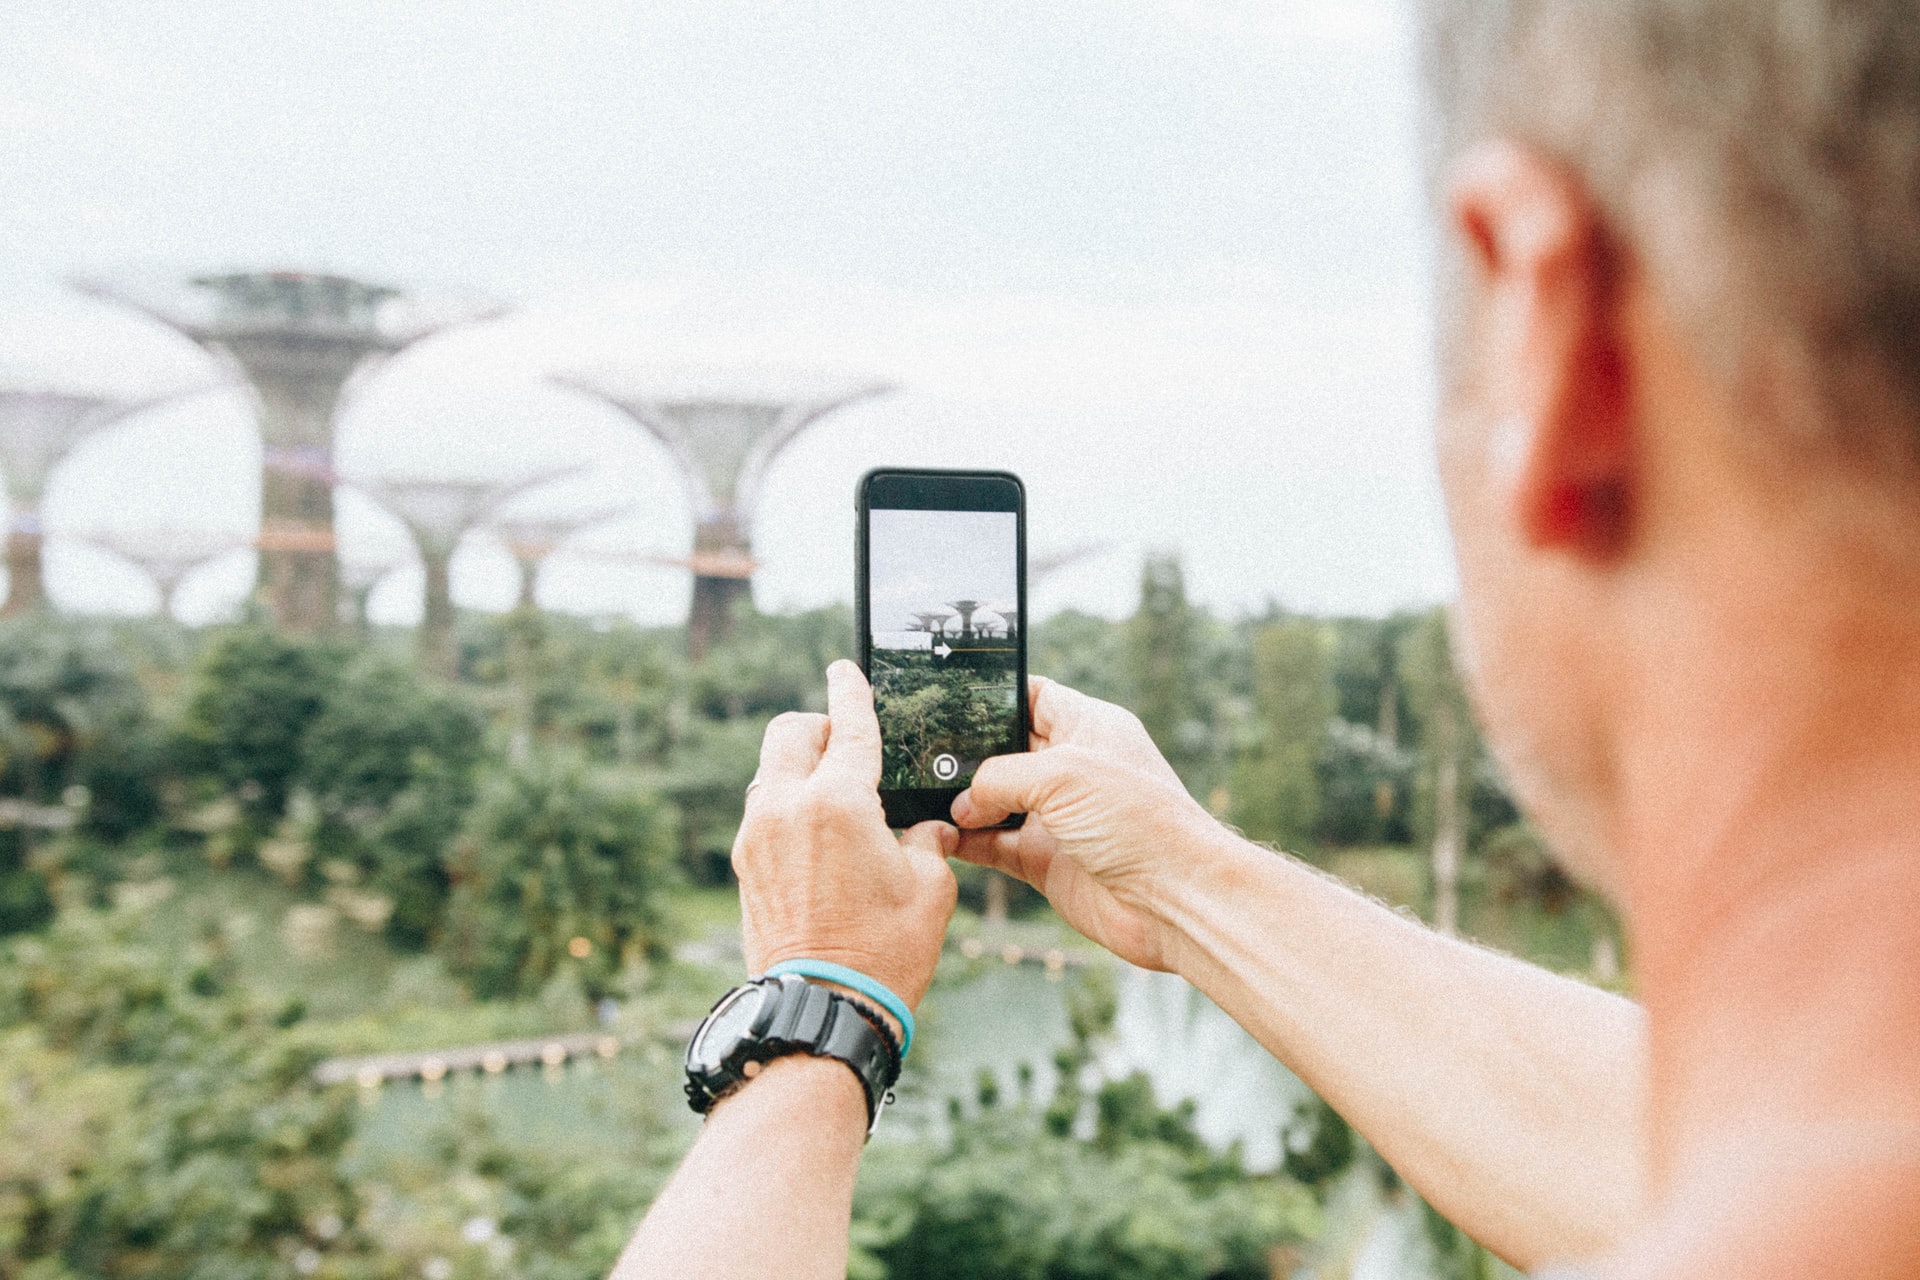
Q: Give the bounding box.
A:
[312,938,1093,1089]
[313,1026,696,1089]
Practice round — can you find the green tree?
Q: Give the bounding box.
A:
[689,604,853,720]
[300,657,487,946]
[0,621,162,932]
[1231,619,1335,852]
[175,627,345,824]
[1124,554,1204,787]
[444,755,679,999]
[1031,609,1130,707]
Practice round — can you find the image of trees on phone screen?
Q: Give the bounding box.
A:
[869,507,1021,790]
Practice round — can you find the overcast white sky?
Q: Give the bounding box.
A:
[0,0,1453,626]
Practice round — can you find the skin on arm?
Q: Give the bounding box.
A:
[611,661,958,1280]
[953,676,1644,1271]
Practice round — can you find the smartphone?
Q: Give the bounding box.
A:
[857,468,1029,829]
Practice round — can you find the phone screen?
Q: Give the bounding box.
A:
[860,470,1026,827]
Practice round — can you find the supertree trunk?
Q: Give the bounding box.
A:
[550,373,890,660]
[258,454,339,634]
[2,526,45,616]
[688,575,749,661]
[419,554,457,680]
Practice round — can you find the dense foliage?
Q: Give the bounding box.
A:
[0,904,359,1279]
[0,566,1607,1280]
[0,899,674,1280]
[0,621,162,931]
[301,656,488,946]
[175,628,346,824]
[443,756,677,999]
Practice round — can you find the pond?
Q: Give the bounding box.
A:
[354,958,1452,1278]
[909,959,1314,1172]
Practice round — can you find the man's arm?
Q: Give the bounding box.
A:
[953,677,1644,1271]
[611,662,958,1280]
[610,1057,868,1280]
[1164,829,1645,1268]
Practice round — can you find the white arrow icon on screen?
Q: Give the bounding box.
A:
[934,644,952,658]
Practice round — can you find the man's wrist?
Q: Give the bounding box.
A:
[1152,821,1277,981]
[687,975,902,1132]
[704,1052,869,1132]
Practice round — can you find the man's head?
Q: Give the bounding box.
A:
[1418,2,1920,890]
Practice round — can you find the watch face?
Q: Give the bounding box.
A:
[690,983,767,1072]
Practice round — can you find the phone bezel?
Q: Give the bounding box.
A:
[856,467,1029,830]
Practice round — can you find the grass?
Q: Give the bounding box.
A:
[103,860,771,1051]
[663,882,743,937]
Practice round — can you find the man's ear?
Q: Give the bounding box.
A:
[1449,141,1634,561]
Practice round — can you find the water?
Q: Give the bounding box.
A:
[912,960,1312,1170]
[348,1047,697,1163]
[355,959,1445,1277]
[1106,966,1314,1172]
[917,961,1449,1279]
[350,961,1308,1164]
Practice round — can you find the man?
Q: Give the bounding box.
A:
[617,3,1920,1276]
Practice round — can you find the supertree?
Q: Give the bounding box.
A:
[491,505,636,612]
[75,270,502,633]
[355,468,584,678]
[79,529,248,622]
[0,386,203,615]
[553,369,890,657]
[338,556,408,630]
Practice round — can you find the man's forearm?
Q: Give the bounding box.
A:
[611,1056,868,1280]
[1161,830,1646,1269]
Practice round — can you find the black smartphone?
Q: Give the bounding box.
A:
[857,468,1029,829]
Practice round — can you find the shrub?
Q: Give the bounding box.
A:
[0,621,162,931]
[855,1076,1314,1280]
[443,756,678,999]
[301,658,486,946]
[0,905,362,1280]
[175,627,345,824]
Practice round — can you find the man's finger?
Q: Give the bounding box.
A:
[898,820,958,869]
[820,660,883,785]
[951,827,1032,883]
[755,711,830,791]
[952,749,1079,828]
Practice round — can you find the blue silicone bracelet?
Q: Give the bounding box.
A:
[762,959,915,1057]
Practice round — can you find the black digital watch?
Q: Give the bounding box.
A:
[683,973,902,1134]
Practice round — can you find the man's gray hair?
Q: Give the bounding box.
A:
[1420,1,1920,465]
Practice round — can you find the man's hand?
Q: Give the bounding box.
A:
[950,676,1225,972]
[615,663,956,1280]
[734,660,958,1009]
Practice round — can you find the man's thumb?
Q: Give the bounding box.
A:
[953,749,1078,828]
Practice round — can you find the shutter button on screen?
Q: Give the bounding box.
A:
[932,753,961,781]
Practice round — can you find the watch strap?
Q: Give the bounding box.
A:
[818,995,899,1115]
